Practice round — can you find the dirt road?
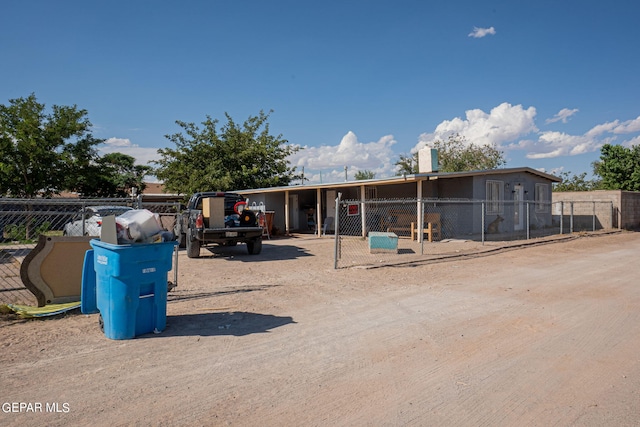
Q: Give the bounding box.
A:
[2,232,640,426]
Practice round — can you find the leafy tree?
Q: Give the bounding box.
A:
[0,93,100,197]
[433,134,505,172]
[154,110,301,194]
[395,153,419,175]
[395,134,505,175]
[1,93,155,198]
[63,150,151,198]
[98,153,152,197]
[552,171,602,192]
[62,134,110,196]
[592,144,640,191]
[354,170,376,180]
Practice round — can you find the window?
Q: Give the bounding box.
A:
[486,180,504,215]
[535,183,549,212]
[356,186,378,200]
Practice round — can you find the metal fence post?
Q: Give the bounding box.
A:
[333,193,341,270]
[570,202,574,234]
[81,200,86,235]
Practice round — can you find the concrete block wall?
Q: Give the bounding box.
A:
[552,190,640,230]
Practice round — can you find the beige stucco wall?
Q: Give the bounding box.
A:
[552,190,640,230]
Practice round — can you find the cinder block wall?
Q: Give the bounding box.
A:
[552,190,640,230]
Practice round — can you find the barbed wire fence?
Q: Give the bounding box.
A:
[0,197,180,306]
[333,198,615,269]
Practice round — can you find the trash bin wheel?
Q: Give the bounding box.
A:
[99,314,104,333]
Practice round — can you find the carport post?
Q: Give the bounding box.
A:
[420,200,425,255]
[526,201,530,240]
[560,201,563,235]
[481,201,485,245]
[316,187,322,237]
[284,190,290,235]
[592,201,596,232]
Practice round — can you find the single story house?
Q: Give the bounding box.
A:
[235,166,561,238]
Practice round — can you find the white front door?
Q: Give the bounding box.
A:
[325,190,337,229]
[513,184,524,231]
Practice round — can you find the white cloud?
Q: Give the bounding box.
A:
[522,131,602,159]
[623,135,640,147]
[585,120,619,138]
[415,103,640,161]
[99,137,161,165]
[288,131,398,183]
[546,108,579,124]
[468,26,496,38]
[520,118,634,159]
[417,102,538,151]
[613,116,640,134]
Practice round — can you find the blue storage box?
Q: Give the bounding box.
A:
[84,239,177,340]
[368,232,398,254]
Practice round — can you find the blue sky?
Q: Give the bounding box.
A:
[2,0,639,184]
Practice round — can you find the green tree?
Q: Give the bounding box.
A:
[154,110,301,194]
[98,153,152,197]
[395,153,419,175]
[354,170,376,180]
[63,149,151,197]
[592,144,640,191]
[0,93,100,197]
[395,134,505,175]
[552,171,602,192]
[433,134,505,172]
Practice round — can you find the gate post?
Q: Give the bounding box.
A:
[333,193,341,269]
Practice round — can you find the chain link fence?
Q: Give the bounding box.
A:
[0,197,180,305]
[334,198,615,269]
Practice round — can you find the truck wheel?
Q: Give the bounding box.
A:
[186,236,201,258]
[246,238,262,255]
[178,233,186,248]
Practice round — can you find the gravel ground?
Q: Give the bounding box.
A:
[1,231,640,426]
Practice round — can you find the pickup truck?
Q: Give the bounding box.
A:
[175,192,264,258]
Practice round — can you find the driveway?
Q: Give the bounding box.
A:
[1,232,639,426]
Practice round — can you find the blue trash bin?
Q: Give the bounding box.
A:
[87,239,177,340]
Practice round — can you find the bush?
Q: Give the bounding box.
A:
[4,221,51,243]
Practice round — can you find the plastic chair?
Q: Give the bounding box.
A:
[322,217,334,235]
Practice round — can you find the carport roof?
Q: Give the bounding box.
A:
[234,167,561,194]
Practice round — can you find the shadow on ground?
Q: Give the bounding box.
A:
[196,243,313,262]
[141,311,295,338]
[167,284,280,303]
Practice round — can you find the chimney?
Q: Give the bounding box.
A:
[418,147,439,173]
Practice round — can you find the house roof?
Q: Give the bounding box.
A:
[235,167,561,195]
